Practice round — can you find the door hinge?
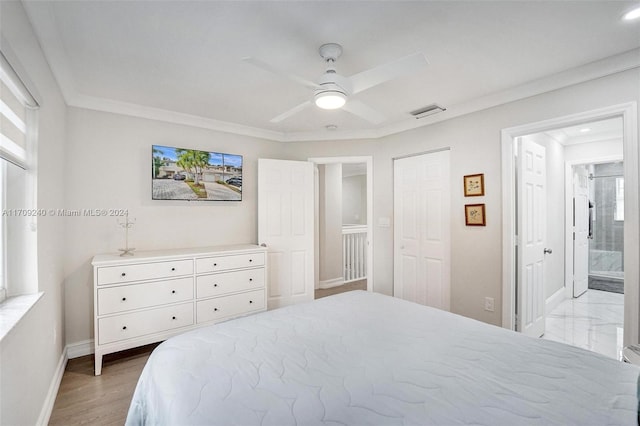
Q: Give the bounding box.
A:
[514,314,519,330]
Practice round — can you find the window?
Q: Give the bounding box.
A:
[615,177,624,221]
[0,50,39,303]
[0,161,4,302]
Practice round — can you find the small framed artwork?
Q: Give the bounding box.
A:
[465,204,486,226]
[463,173,485,197]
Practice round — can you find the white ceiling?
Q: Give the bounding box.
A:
[22,1,640,141]
[544,117,623,146]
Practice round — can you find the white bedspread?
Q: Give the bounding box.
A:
[126,291,639,425]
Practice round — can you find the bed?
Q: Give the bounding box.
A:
[126,290,639,425]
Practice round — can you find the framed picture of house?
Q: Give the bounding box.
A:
[465,204,486,226]
[463,173,484,196]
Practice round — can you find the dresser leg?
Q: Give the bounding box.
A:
[95,353,103,376]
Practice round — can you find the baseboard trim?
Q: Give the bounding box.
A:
[37,340,95,424]
[546,287,566,314]
[318,278,344,290]
[67,339,94,359]
[36,347,68,426]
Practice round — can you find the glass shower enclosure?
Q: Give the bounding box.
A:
[588,162,624,293]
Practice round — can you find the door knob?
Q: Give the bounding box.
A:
[544,248,553,254]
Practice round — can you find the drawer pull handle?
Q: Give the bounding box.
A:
[249,278,253,282]
[122,297,127,301]
[214,284,218,287]
[172,316,176,320]
[121,273,126,277]
[213,263,217,267]
[249,259,253,262]
[122,326,127,330]
[249,300,253,304]
[171,290,176,294]
[214,308,218,311]
[171,267,176,271]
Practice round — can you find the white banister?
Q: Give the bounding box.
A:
[342,225,367,283]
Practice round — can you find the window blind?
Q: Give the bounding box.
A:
[0,51,38,169]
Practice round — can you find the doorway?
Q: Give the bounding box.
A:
[501,102,639,350]
[309,156,373,299]
[516,118,625,358]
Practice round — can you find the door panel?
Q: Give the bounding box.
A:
[517,139,546,337]
[394,150,450,311]
[258,159,314,309]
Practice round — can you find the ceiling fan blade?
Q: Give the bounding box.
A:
[342,99,386,125]
[349,53,428,94]
[243,57,320,90]
[270,100,312,123]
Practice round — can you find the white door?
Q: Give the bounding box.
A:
[258,159,314,309]
[517,139,546,337]
[393,150,450,311]
[573,165,590,297]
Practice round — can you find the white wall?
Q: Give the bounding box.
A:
[287,68,640,326]
[318,164,343,284]
[0,1,67,424]
[342,174,366,225]
[63,107,286,345]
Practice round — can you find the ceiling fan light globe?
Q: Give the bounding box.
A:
[623,6,640,20]
[314,91,347,110]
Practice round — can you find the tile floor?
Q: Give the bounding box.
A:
[542,289,624,360]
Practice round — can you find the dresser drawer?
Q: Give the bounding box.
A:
[97,259,194,285]
[196,289,264,324]
[98,277,193,315]
[98,303,193,345]
[196,252,264,274]
[196,269,264,299]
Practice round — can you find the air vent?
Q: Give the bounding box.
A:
[410,104,446,119]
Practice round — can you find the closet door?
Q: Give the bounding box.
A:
[393,150,450,311]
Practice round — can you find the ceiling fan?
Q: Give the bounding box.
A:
[243,43,428,125]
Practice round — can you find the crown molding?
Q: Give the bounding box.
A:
[70,48,640,143]
[21,0,640,143]
[357,47,640,142]
[68,94,286,141]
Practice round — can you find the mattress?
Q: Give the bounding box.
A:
[126,291,639,425]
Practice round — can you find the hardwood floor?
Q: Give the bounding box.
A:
[49,343,159,425]
[315,279,367,299]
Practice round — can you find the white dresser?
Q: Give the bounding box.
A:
[92,244,266,375]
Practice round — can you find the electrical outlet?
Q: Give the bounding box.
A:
[484,297,495,312]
